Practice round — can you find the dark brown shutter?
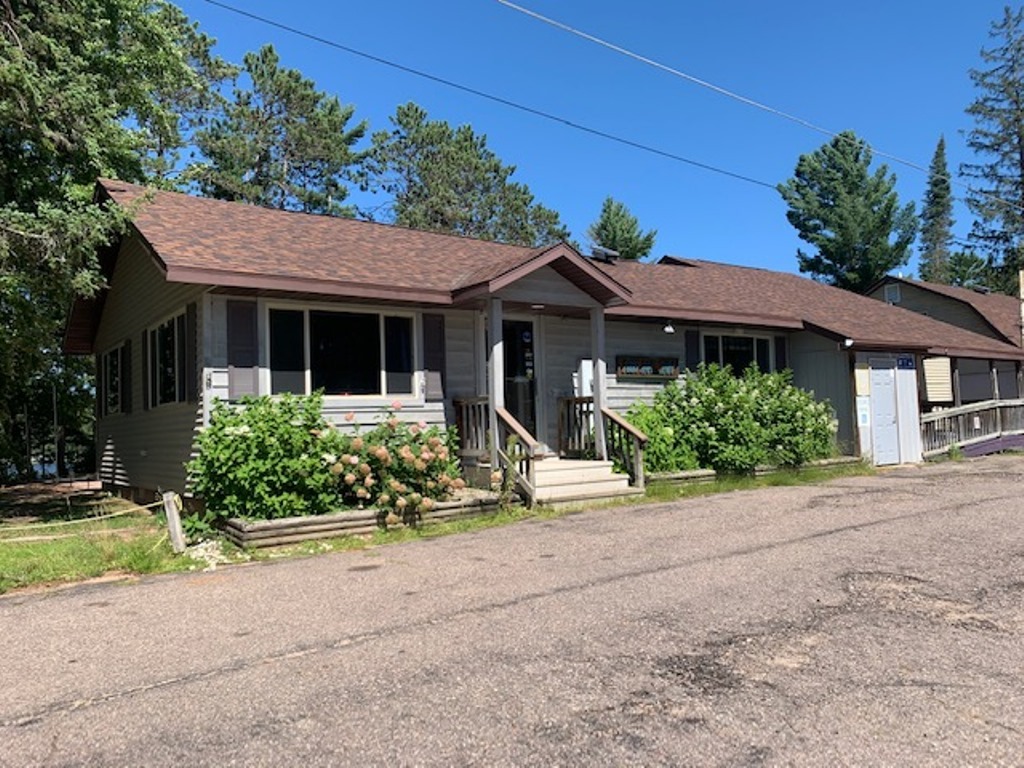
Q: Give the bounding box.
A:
[774,335,788,371]
[185,302,199,403]
[684,329,701,371]
[422,313,446,401]
[227,300,259,399]
[141,330,150,410]
[121,339,132,414]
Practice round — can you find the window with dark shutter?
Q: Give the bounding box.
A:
[227,300,258,399]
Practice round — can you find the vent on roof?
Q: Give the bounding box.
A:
[590,245,619,263]
[972,285,992,294]
[883,283,901,304]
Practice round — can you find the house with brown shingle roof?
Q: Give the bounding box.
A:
[866,275,1024,407]
[66,180,1024,500]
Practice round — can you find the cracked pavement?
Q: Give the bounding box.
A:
[2,456,1022,766]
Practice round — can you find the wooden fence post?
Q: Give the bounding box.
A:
[163,491,186,554]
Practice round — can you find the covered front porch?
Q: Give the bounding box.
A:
[446,247,647,506]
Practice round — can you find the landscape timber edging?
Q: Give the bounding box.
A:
[650,455,864,485]
[222,493,502,549]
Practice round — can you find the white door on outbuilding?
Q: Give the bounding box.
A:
[869,359,900,465]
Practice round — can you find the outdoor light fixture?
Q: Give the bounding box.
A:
[663,320,675,334]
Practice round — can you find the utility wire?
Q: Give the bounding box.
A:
[496,0,1024,215]
[203,0,776,190]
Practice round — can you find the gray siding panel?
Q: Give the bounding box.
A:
[93,236,209,495]
[790,331,855,453]
[869,283,1004,342]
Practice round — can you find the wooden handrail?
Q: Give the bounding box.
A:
[495,406,542,455]
[920,398,1024,422]
[600,406,648,445]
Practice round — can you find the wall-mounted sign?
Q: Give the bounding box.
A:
[616,356,680,379]
[896,355,916,370]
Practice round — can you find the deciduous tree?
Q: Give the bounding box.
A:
[778,131,917,293]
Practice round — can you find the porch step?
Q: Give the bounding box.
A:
[531,457,635,504]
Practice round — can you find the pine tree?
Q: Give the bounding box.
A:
[191,45,366,215]
[0,0,222,478]
[961,6,1024,295]
[778,131,917,293]
[947,250,990,289]
[363,102,569,247]
[918,137,954,284]
[586,197,657,260]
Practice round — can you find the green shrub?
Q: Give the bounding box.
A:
[325,408,462,528]
[187,393,339,528]
[186,394,464,536]
[628,365,835,475]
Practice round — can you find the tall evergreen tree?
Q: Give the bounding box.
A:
[0,0,222,479]
[918,136,954,284]
[961,6,1024,295]
[947,250,990,289]
[777,131,917,293]
[364,102,569,247]
[586,197,657,260]
[191,44,366,215]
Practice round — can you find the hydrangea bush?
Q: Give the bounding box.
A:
[627,364,836,474]
[186,393,462,536]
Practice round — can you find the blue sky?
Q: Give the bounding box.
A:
[177,0,1010,276]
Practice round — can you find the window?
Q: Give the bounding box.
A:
[101,344,123,416]
[703,334,773,373]
[148,313,186,406]
[884,283,901,304]
[269,307,415,397]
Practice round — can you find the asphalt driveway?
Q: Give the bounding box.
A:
[2,456,1022,766]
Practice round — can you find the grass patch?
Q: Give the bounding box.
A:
[0,462,872,593]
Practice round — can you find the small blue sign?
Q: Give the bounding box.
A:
[896,355,915,370]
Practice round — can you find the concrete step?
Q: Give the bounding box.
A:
[535,477,633,502]
[533,461,622,487]
[536,485,644,506]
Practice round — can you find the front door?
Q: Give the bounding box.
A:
[503,319,537,437]
[869,359,900,466]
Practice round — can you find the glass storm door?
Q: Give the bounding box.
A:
[503,319,537,437]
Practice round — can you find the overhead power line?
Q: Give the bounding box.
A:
[496,0,1024,215]
[203,0,776,190]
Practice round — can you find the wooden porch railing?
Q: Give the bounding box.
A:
[454,397,541,506]
[920,398,1024,456]
[557,396,648,488]
[454,396,489,462]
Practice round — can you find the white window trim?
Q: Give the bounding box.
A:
[147,310,186,408]
[262,299,423,405]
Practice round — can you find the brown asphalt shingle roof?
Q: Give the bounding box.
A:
[609,257,1024,360]
[99,179,576,302]
[877,276,1023,347]
[88,180,1024,361]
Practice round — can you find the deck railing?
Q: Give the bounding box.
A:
[557,396,648,488]
[454,397,541,506]
[920,398,1024,456]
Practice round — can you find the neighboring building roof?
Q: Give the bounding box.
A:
[871,275,1022,347]
[68,180,1024,362]
[611,256,1024,360]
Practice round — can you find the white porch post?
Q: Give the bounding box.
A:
[488,298,505,468]
[590,306,607,460]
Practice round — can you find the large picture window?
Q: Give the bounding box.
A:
[269,307,415,397]
[703,334,772,373]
